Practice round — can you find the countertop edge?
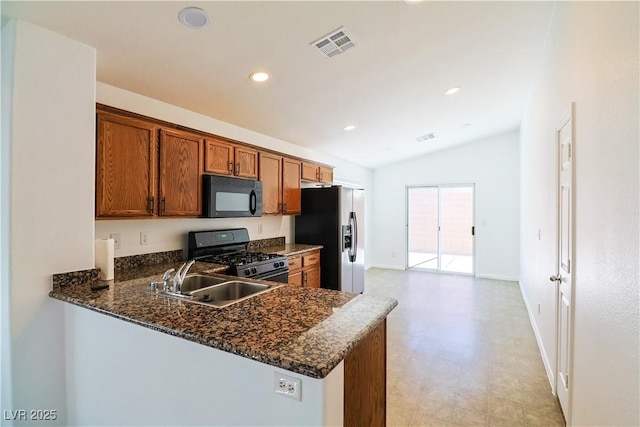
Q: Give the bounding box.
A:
[49,284,397,379]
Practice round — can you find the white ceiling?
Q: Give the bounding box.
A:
[2,1,555,169]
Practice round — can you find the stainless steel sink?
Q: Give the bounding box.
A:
[189,281,272,308]
[180,274,229,293]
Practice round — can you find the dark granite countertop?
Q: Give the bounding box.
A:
[49,261,397,379]
[260,243,323,257]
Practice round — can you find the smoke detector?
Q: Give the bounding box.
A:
[415,133,436,142]
[311,27,357,58]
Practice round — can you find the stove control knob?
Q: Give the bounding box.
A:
[244,269,251,275]
[273,262,279,268]
[279,261,285,267]
[251,267,257,274]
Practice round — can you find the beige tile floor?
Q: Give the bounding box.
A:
[364,268,565,427]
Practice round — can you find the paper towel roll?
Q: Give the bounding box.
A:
[95,238,114,280]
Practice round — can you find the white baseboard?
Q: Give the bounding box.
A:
[476,274,519,282]
[369,264,405,271]
[519,281,556,393]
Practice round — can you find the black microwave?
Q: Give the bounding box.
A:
[202,175,262,218]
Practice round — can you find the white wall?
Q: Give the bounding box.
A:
[1,18,17,417]
[95,83,375,267]
[1,20,96,426]
[520,2,639,426]
[64,303,344,426]
[372,131,520,280]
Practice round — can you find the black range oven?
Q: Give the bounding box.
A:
[188,228,289,283]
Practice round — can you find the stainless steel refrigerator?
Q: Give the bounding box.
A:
[295,186,365,293]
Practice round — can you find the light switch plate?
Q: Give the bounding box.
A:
[110,233,122,250]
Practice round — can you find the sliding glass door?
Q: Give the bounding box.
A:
[406,185,474,275]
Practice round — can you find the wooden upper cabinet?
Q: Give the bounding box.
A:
[158,129,203,216]
[96,113,157,217]
[301,161,333,184]
[204,138,234,175]
[318,166,333,184]
[282,157,301,215]
[235,146,258,179]
[301,162,318,182]
[258,152,283,215]
[205,137,258,179]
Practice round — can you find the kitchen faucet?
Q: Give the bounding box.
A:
[172,260,196,294]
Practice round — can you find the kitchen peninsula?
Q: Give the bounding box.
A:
[50,257,397,426]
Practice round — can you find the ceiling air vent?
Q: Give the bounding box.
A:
[415,132,436,142]
[311,27,356,58]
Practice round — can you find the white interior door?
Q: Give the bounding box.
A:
[551,107,574,423]
[406,185,474,274]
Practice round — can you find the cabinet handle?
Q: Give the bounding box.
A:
[236,162,240,176]
[316,169,320,180]
[228,162,233,175]
[303,271,307,287]
[161,197,166,214]
[149,196,155,214]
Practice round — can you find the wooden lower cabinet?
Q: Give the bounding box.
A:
[344,319,387,427]
[287,250,320,288]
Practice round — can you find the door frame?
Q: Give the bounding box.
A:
[405,183,476,276]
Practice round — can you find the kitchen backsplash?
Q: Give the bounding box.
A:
[114,249,184,271]
[248,236,285,251]
[52,236,286,290]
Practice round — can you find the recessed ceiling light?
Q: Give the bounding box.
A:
[249,71,270,83]
[178,7,211,29]
[444,86,461,95]
[343,124,356,131]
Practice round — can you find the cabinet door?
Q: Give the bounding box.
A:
[301,161,319,182]
[204,138,234,175]
[303,267,321,288]
[288,271,302,286]
[282,158,301,215]
[158,129,202,216]
[319,166,333,184]
[259,152,282,215]
[235,146,258,179]
[96,113,157,217]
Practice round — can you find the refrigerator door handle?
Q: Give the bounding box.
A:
[349,212,357,263]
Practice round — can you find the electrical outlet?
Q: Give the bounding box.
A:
[140,231,149,246]
[274,372,301,401]
[110,233,122,250]
[258,224,263,234]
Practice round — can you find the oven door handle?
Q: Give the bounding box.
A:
[249,190,257,215]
